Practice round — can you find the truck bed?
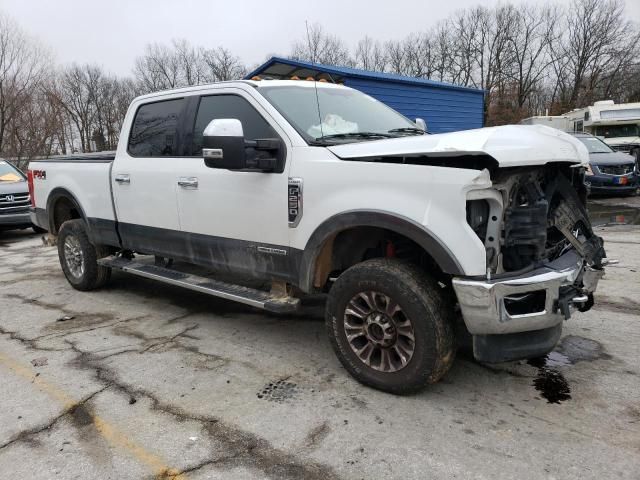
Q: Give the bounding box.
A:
[29,151,118,239]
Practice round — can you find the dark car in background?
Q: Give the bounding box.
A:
[573,133,639,196]
[0,159,45,233]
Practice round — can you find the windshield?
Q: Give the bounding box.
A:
[593,124,639,139]
[258,84,422,144]
[0,161,25,182]
[576,136,614,154]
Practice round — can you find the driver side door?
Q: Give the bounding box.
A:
[175,90,293,281]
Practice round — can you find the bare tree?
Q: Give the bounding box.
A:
[354,36,387,72]
[290,23,352,66]
[384,40,406,75]
[503,4,558,109]
[133,42,182,92]
[431,21,457,83]
[403,33,436,78]
[54,64,105,152]
[134,39,246,91]
[558,0,640,110]
[201,47,246,81]
[0,14,48,154]
[173,38,206,87]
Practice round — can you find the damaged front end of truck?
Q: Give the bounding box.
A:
[455,162,607,362]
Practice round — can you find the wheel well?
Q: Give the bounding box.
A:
[51,196,83,234]
[311,227,445,290]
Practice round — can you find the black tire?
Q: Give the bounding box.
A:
[326,258,456,394]
[57,219,111,291]
[32,225,47,234]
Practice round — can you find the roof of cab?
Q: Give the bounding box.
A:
[131,79,346,103]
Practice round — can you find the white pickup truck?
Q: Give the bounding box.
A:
[29,79,606,394]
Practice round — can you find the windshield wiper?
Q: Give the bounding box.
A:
[315,132,395,142]
[388,127,427,135]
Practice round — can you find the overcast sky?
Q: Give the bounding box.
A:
[1,0,639,76]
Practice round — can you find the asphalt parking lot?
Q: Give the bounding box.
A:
[1,200,639,480]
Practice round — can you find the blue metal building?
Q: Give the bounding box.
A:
[245,57,484,133]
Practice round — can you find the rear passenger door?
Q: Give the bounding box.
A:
[112,97,187,256]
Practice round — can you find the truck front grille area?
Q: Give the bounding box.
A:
[0,193,30,215]
[496,165,605,273]
[597,164,635,175]
[502,189,548,271]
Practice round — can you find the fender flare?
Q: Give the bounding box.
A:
[298,210,464,291]
[46,188,88,233]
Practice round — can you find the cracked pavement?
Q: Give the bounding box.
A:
[1,223,639,480]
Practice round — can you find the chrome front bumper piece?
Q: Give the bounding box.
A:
[452,250,604,335]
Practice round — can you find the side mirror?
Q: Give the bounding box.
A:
[202,118,281,172]
[203,119,246,169]
[415,118,427,132]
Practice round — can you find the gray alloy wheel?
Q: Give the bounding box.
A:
[63,235,85,279]
[57,219,111,291]
[326,258,456,394]
[344,291,415,372]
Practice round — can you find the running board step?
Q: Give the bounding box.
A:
[98,256,300,313]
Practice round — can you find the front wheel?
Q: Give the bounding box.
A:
[326,258,456,394]
[57,219,111,291]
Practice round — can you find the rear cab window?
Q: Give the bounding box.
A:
[128,98,185,157]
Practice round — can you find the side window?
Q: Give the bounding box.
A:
[192,95,277,155]
[128,98,184,157]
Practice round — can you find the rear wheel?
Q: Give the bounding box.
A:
[326,258,456,394]
[57,219,111,291]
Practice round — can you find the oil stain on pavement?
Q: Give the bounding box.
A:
[527,335,610,403]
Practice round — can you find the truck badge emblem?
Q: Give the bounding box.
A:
[288,178,303,228]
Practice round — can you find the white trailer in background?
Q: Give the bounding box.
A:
[519,116,572,132]
[564,101,640,161]
[521,101,640,162]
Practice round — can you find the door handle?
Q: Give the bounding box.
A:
[114,174,130,184]
[178,177,198,189]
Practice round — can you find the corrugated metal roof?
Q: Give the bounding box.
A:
[245,57,483,94]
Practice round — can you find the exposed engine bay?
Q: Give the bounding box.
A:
[464,163,607,321]
[467,163,606,275]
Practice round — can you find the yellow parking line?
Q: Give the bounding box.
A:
[0,352,186,479]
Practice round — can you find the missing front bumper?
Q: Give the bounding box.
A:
[452,250,604,336]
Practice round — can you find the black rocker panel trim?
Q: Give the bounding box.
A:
[69,211,463,291]
[116,221,302,284]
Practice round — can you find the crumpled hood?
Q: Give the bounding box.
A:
[327,124,590,168]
